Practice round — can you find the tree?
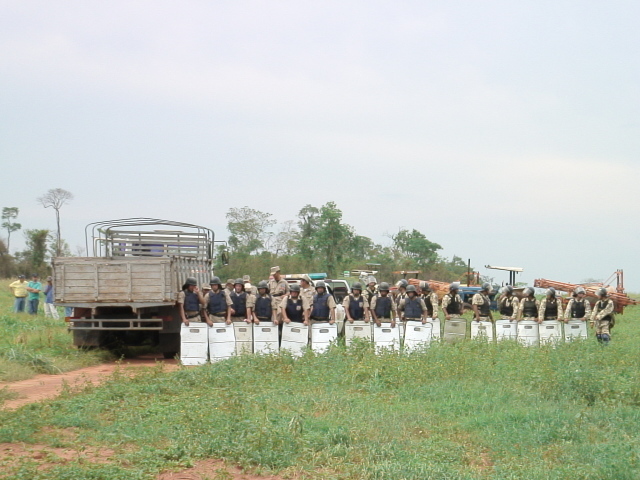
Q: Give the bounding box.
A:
[38,188,74,257]
[20,229,51,275]
[1,207,21,252]
[226,207,276,255]
[296,204,320,261]
[312,202,354,276]
[392,229,442,267]
[269,220,299,256]
[48,234,72,258]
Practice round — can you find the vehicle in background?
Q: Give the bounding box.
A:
[53,218,225,357]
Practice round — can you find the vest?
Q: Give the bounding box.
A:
[254,295,272,319]
[348,295,365,319]
[374,296,392,318]
[499,296,514,316]
[445,294,461,315]
[544,298,559,319]
[404,296,422,319]
[311,293,331,319]
[423,295,434,317]
[571,299,586,318]
[286,298,304,322]
[207,291,227,314]
[596,299,613,321]
[522,298,538,317]
[230,291,247,317]
[184,290,200,311]
[478,294,491,316]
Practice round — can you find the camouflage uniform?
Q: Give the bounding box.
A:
[498,295,519,320]
[538,297,564,322]
[591,298,615,336]
[441,292,464,318]
[517,297,540,320]
[564,297,592,321]
[421,291,440,319]
[471,292,492,320]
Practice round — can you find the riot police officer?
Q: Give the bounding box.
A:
[563,286,591,323]
[472,283,494,323]
[517,287,539,322]
[281,284,309,324]
[178,277,206,326]
[204,277,231,325]
[370,282,398,327]
[249,280,278,325]
[227,278,251,324]
[343,282,369,323]
[591,287,615,344]
[399,285,428,324]
[442,282,463,320]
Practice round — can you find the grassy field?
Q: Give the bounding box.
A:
[0,281,112,383]
[0,287,638,479]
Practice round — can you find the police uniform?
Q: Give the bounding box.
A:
[538,297,564,322]
[204,289,232,322]
[177,289,204,322]
[498,295,519,320]
[564,297,592,321]
[309,291,336,322]
[280,294,310,323]
[422,291,440,319]
[228,289,250,322]
[518,297,540,320]
[394,291,407,309]
[441,292,464,318]
[247,292,278,324]
[472,292,492,320]
[363,286,378,306]
[399,296,428,321]
[369,294,398,323]
[591,297,615,337]
[342,293,370,321]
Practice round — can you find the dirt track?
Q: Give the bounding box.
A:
[0,354,179,410]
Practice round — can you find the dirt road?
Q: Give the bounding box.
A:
[0,354,179,410]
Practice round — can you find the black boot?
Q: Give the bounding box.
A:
[602,334,610,345]
[596,334,603,343]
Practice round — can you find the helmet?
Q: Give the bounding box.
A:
[546,287,556,296]
[184,277,197,287]
[397,279,408,288]
[450,282,460,291]
[290,284,301,292]
[368,276,377,285]
[481,282,492,293]
[257,280,269,290]
[352,282,363,291]
[209,276,222,286]
[523,287,534,296]
[597,287,607,297]
[378,282,390,291]
[504,285,514,294]
[422,281,431,291]
[315,281,326,290]
[406,285,417,293]
[234,278,244,285]
[574,286,586,295]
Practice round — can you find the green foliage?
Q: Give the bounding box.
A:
[0,306,639,479]
[1,206,21,252]
[392,228,442,267]
[16,229,51,276]
[226,206,276,255]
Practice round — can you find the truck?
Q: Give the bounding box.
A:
[53,218,222,357]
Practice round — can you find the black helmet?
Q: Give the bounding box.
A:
[523,287,534,296]
[209,276,222,286]
[378,282,390,291]
[182,277,198,289]
[352,282,363,291]
[504,285,514,294]
[397,279,408,288]
[257,280,269,290]
[234,278,244,285]
[290,284,301,292]
[315,281,326,290]
[546,287,556,297]
[481,282,492,293]
[597,287,607,297]
[422,281,431,291]
[406,285,417,293]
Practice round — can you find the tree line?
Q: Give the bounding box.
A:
[216,202,471,284]
[0,188,74,278]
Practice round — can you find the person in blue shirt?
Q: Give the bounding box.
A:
[26,274,42,315]
[43,276,59,319]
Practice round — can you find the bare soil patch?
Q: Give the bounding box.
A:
[0,354,179,410]
[156,459,289,480]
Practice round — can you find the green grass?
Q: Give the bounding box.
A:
[0,303,639,479]
[0,280,112,382]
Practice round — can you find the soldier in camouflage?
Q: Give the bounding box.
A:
[563,286,591,323]
[590,287,615,344]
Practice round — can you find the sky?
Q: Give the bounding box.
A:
[1,1,639,290]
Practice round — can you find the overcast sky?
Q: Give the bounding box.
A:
[1,1,639,290]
